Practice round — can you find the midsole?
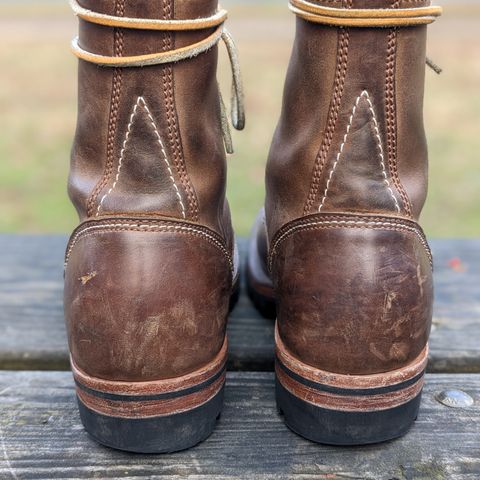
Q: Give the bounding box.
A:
[71,337,227,419]
[275,324,427,412]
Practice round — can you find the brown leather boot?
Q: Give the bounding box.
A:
[247,0,441,445]
[64,0,244,453]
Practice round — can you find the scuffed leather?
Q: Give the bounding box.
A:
[271,214,433,375]
[65,224,231,381]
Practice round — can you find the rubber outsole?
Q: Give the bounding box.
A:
[77,386,224,453]
[276,379,421,446]
[275,326,428,445]
[72,334,229,453]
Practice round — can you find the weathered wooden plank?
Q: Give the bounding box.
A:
[426,240,480,373]
[0,235,479,372]
[0,371,478,479]
[0,235,68,370]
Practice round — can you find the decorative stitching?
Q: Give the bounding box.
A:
[162,0,199,221]
[86,0,125,217]
[95,97,138,216]
[65,221,233,272]
[304,27,350,215]
[385,26,413,217]
[269,217,432,271]
[318,90,401,214]
[139,98,187,219]
[96,96,187,219]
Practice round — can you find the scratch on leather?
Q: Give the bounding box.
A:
[79,271,97,286]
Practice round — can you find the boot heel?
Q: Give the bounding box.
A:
[275,327,428,445]
[72,339,227,453]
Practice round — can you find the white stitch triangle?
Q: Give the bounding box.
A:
[318,90,401,214]
[96,96,187,219]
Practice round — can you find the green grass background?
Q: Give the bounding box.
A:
[0,1,479,236]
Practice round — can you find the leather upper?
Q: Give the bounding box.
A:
[70,0,233,242]
[266,0,431,238]
[271,214,433,374]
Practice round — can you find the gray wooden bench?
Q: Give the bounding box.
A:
[0,235,479,478]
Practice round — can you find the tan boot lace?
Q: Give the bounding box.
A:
[69,0,245,154]
[289,0,442,28]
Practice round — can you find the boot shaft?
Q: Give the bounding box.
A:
[266,0,438,236]
[70,0,234,235]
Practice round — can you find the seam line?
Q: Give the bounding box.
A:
[269,218,432,270]
[65,222,233,271]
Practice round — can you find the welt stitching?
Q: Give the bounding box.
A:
[318,90,400,213]
[162,0,199,221]
[386,10,413,217]
[86,0,125,217]
[304,27,350,214]
[95,96,187,218]
[269,220,432,271]
[65,223,233,271]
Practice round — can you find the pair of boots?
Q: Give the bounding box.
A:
[64,0,441,452]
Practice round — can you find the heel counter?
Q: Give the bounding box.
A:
[270,213,433,375]
[64,218,233,381]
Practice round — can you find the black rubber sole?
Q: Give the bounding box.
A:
[276,379,422,446]
[77,386,224,453]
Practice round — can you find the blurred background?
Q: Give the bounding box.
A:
[0,0,478,237]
